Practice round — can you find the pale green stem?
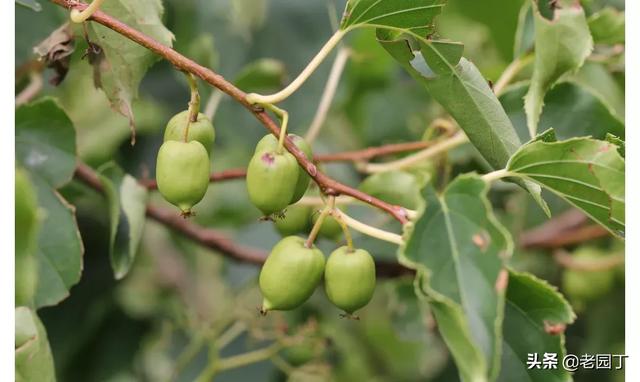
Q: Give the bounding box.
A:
[333,209,404,245]
[306,197,334,247]
[493,54,533,97]
[245,30,347,104]
[263,103,289,154]
[482,169,512,183]
[70,0,106,23]
[297,195,355,206]
[214,342,282,372]
[215,322,246,350]
[360,132,468,174]
[172,336,206,381]
[305,47,350,144]
[331,210,354,251]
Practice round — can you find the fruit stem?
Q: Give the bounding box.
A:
[70,0,105,23]
[184,72,201,141]
[263,103,289,154]
[306,198,334,248]
[332,210,354,252]
[305,46,350,144]
[333,209,404,245]
[245,29,347,105]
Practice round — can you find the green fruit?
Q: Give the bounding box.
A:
[163,110,215,155]
[246,150,298,215]
[358,171,421,210]
[275,205,311,236]
[562,247,616,303]
[255,134,312,204]
[15,169,39,306]
[156,140,210,215]
[312,211,343,241]
[259,236,325,312]
[282,336,325,366]
[324,246,376,314]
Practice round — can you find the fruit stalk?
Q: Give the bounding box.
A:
[185,72,201,141]
[306,200,334,248]
[245,29,347,105]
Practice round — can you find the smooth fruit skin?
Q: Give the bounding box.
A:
[259,236,325,312]
[324,246,376,314]
[312,212,343,241]
[255,134,312,204]
[275,205,311,236]
[164,110,215,155]
[156,140,210,214]
[359,171,421,210]
[246,150,298,215]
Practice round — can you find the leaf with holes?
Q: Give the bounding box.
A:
[507,130,624,238]
[86,0,174,143]
[524,2,593,138]
[98,163,148,279]
[497,270,575,382]
[400,174,513,382]
[340,0,446,34]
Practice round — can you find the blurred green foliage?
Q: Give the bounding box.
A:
[15,0,625,381]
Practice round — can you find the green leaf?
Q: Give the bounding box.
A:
[233,58,287,93]
[15,307,56,382]
[16,98,77,188]
[524,3,593,137]
[497,270,575,382]
[588,7,624,45]
[15,169,40,307]
[376,32,549,214]
[340,0,446,33]
[86,0,174,140]
[400,174,513,382]
[98,163,148,279]
[16,0,41,11]
[507,131,625,238]
[31,175,84,308]
[500,81,625,142]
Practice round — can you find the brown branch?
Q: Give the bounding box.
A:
[50,0,408,224]
[520,209,611,249]
[74,162,412,277]
[313,141,432,163]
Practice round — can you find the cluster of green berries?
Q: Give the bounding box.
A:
[245,134,376,316]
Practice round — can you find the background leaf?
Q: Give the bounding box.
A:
[31,176,84,308]
[86,0,174,140]
[500,81,624,142]
[588,7,624,45]
[340,0,446,33]
[497,270,575,382]
[16,98,77,188]
[400,174,513,382]
[15,169,40,307]
[507,132,625,237]
[98,163,149,279]
[16,99,83,308]
[524,3,593,137]
[15,307,56,382]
